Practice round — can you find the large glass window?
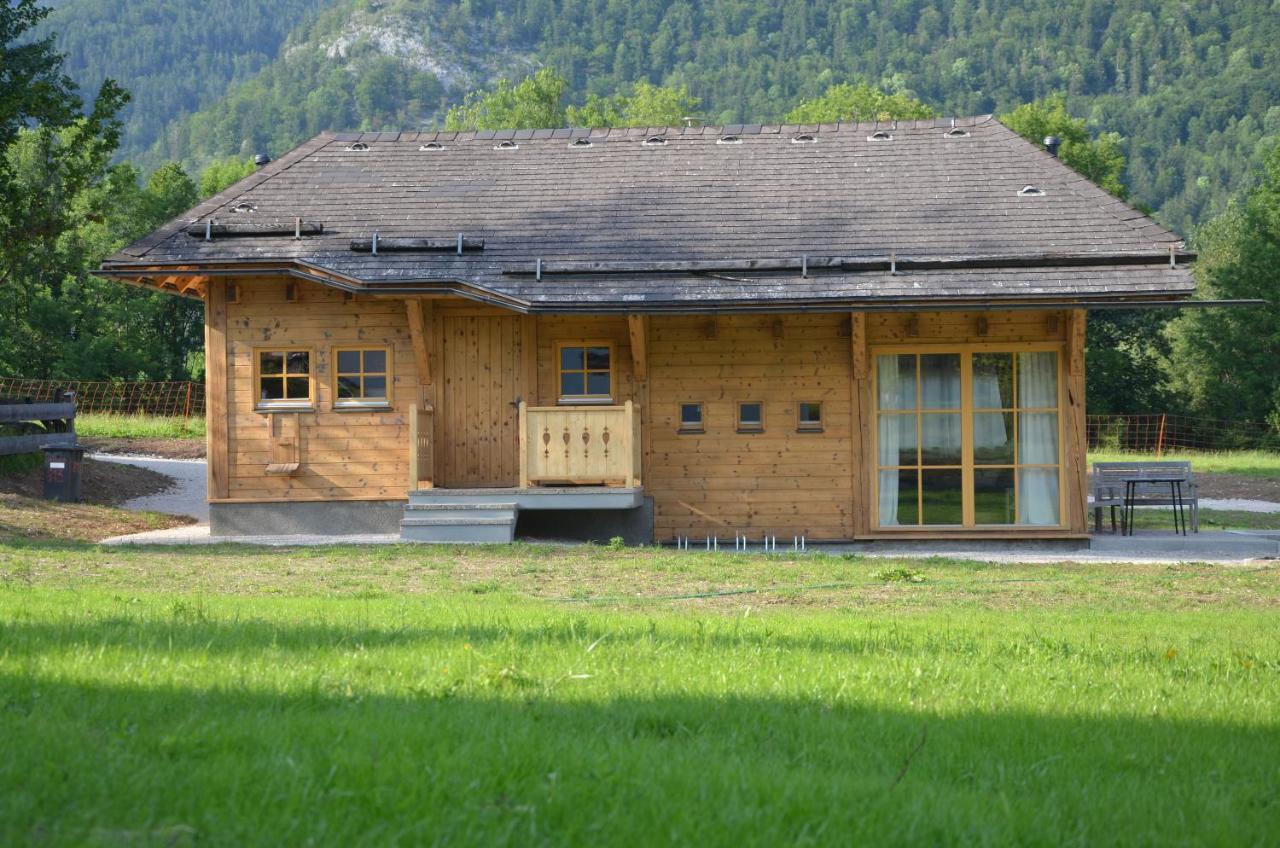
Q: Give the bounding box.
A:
[876,349,1062,528]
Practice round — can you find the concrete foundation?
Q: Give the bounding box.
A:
[211,500,405,536]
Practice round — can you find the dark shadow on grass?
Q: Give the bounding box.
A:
[1,669,1276,846]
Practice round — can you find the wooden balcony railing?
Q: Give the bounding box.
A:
[519,401,641,488]
[408,404,434,489]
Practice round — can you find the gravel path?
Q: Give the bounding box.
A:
[91,454,209,521]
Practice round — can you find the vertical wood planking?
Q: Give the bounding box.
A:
[206,278,229,499]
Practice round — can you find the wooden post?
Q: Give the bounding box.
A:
[849,313,870,538]
[1066,309,1088,533]
[205,278,229,499]
[409,404,419,491]
[518,401,530,488]
[1156,413,1167,457]
[626,399,642,487]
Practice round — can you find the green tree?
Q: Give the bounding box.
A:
[1001,94,1128,199]
[567,81,700,127]
[1167,145,1280,427]
[444,68,568,131]
[198,156,256,197]
[0,0,129,289]
[783,83,934,123]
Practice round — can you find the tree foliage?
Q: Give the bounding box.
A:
[0,2,202,381]
[784,83,933,124]
[1001,95,1128,200]
[444,67,567,131]
[1168,145,1280,426]
[567,82,700,128]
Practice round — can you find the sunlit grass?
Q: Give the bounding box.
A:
[1088,449,1280,478]
[76,412,205,440]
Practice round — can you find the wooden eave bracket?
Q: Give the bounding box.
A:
[627,315,649,382]
[405,298,433,385]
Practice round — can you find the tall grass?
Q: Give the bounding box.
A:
[75,412,205,440]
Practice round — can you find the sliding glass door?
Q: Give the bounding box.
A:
[875,346,1063,529]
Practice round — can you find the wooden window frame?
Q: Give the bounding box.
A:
[870,342,1067,531]
[332,346,393,409]
[253,346,315,412]
[678,402,704,434]
[556,340,615,405]
[797,401,824,433]
[736,401,765,433]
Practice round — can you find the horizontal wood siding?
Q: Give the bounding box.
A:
[222,277,418,501]
[647,314,854,541]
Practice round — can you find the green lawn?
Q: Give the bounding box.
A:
[75,412,205,440]
[1,541,1278,845]
[1088,449,1280,478]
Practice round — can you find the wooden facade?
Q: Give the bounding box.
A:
[205,275,1089,540]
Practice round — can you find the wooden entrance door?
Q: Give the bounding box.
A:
[440,314,525,487]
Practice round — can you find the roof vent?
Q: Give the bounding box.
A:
[494,140,519,150]
[642,135,668,146]
[419,141,445,151]
[570,137,594,148]
[943,128,970,138]
[346,142,370,151]
[790,133,817,144]
[1018,185,1047,197]
[716,135,742,145]
[253,153,271,168]
[1043,135,1062,157]
[867,131,893,141]
[229,202,257,214]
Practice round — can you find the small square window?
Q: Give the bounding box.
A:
[679,403,703,433]
[798,402,823,432]
[334,347,391,406]
[256,349,312,407]
[737,402,763,432]
[558,343,612,402]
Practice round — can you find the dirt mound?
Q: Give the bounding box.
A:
[0,457,174,506]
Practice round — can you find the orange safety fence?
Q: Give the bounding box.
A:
[1087,414,1280,454]
[0,377,205,419]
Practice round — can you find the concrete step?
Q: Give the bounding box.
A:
[404,502,517,520]
[399,500,518,544]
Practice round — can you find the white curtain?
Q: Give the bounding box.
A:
[920,355,961,463]
[972,358,1009,450]
[877,355,905,525]
[1017,352,1060,525]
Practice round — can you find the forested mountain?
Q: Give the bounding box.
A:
[35,0,339,161]
[41,0,1280,235]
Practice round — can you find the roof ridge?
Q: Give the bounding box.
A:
[338,115,996,143]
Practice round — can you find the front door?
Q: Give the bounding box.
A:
[440,314,525,487]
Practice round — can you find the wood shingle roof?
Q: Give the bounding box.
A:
[101,116,1195,311]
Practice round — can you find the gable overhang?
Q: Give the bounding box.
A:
[92,256,1251,316]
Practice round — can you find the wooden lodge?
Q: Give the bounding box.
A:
[98,117,1195,543]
